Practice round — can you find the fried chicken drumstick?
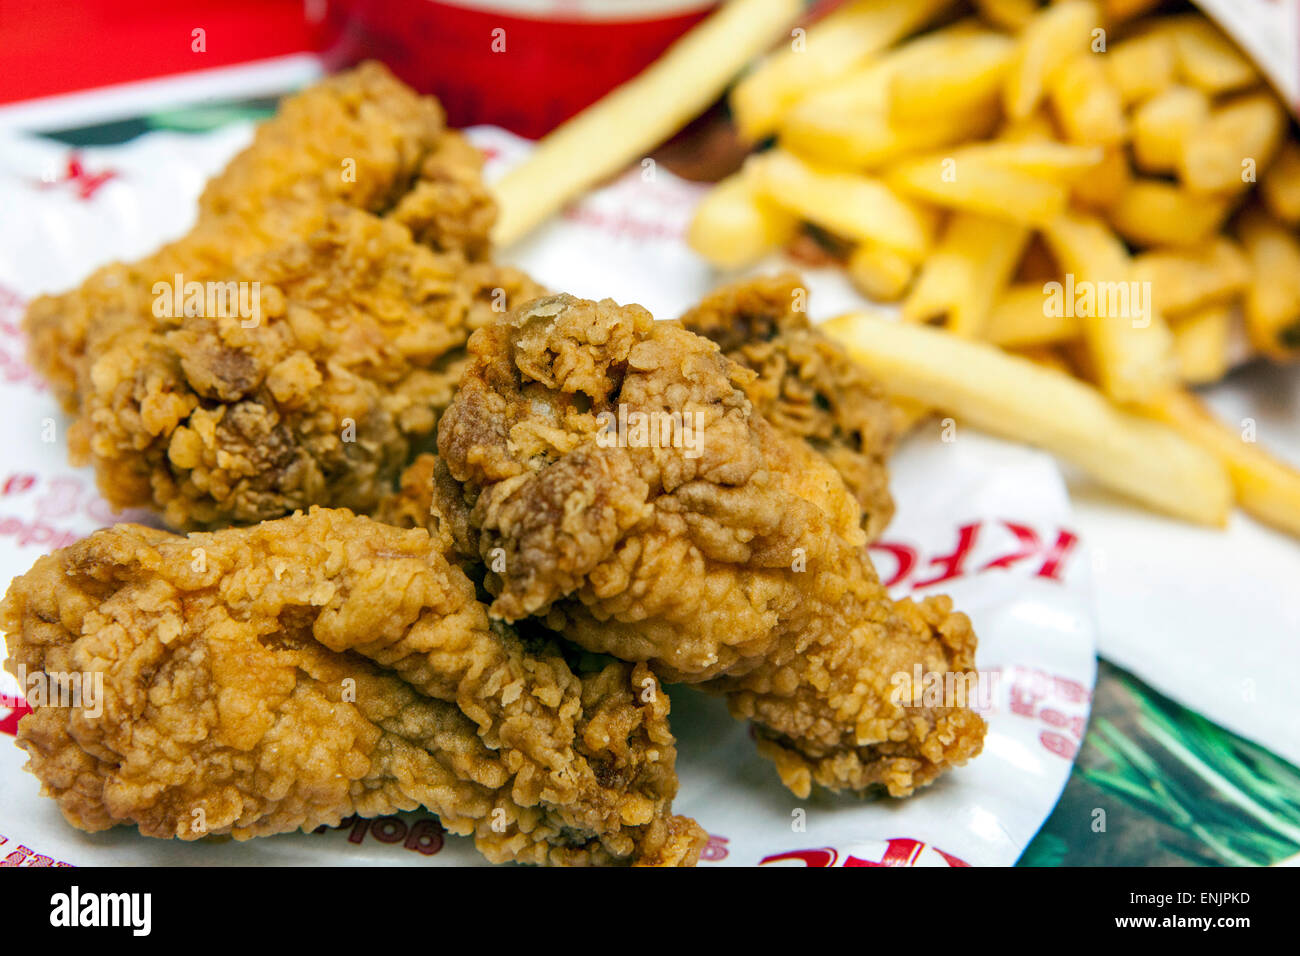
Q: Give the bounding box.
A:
[24,62,543,529]
[434,294,986,798]
[1,508,704,866]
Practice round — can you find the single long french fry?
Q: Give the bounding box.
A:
[1238,205,1300,358]
[1131,238,1250,318]
[945,141,1105,182]
[1109,179,1230,248]
[1042,211,1175,402]
[985,283,1082,347]
[1170,303,1232,385]
[687,164,798,268]
[781,98,1000,169]
[1048,50,1127,146]
[731,0,955,140]
[753,149,936,259]
[888,31,1015,120]
[1141,389,1300,537]
[1003,1,1099,121]
[1260,141,1300,226]
[491,0,802,246]
[824,312,1232,525]
[780,23,1001,168]
[847,241,916,301]
[974,0,1037,31]
[1179,92,1287,195]
[1105,31,1177,105]
[1154,14,1260,95]
[1131,84,1210,174]
[903,213,1029,337]
[886,153,1068,224]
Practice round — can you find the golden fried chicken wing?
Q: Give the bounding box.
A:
[1,508,703,866]
[434,294,986,798]
[678,274,900,540]
[23,63,542,529]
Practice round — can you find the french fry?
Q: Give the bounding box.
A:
[888,31,1016,120]
[1131,85,1210,174]
[1142,389,1300,537]
[974,0,1038,32]
[781,98,1000,169]
[985,283,1082,348]
[823,312,1232,525]
[947,141,1105,182]
[1003,1,1099,121]
[1042,211,1175,402]
[1260,141,1300,227]
[1131,238,1250,318]
[886,152,1069,225]
[1071,147,1131,211]
[1104,31,1177,105]
[1179,92,1287,195]
[1047,50,1127,146]
[847,240,916,301]
[1237,205,1300,359]
[1155,14,1260,95]
[1109,179,1230,247]
[1011,344,1078,376]
[999,110,1057,144]
[491,0,802,245]
[730,0,954,140]
[903,213,1030,337]
[1102,0,1162,22]
[686,163,798,269]
[752,150,936,259]
[780,24,1001,168]
[1170,304,1232,384]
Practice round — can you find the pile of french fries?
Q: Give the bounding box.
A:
[689,0,1300,537]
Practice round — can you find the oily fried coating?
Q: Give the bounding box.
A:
[678,274,899,540]
[23,63,537,529]
[435,295,985,797]
[80,204,542,529]
[27,62,484,409]
[0,508,703,866]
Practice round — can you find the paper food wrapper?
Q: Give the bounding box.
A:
[0,125,1097,866]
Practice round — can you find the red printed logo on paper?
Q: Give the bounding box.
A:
[35,153,119,201]
[760,839,970,868]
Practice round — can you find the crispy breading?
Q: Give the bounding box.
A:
[435,295,986,797]
[677,274,899,540]
[0,508,703,866]
[23,63,542,529]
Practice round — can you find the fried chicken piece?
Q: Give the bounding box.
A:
[677,274,900,540]
[434,295,986,798]
[375,452,443,532]
[28,62,483,409]
[81,204,542,528]
[23,63,539,529]
[1,508,703,866]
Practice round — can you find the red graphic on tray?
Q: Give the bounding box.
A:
[34,153,120,201]
[760,838,970,868]
[0,832,72,866]
[982,665,1091,761]
[0,284,45,395]
[872,519,1080,591]
[316,814,447,857]
[700,833,730,862]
